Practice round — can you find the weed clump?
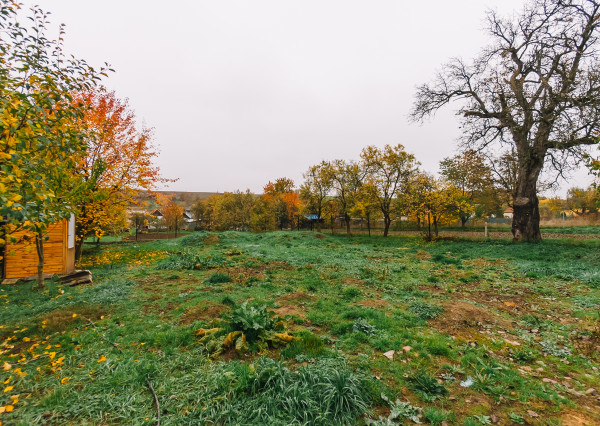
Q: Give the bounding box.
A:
[343,286,362,300]
[366,394,422,424]
[408,301,444,320]
[156,250,226,270]
[281,331,327,360]
[205,273,232,284]
[196,302,294,355]
[352,318,376,335]
[221,357,375,424]
[408,371,449,401]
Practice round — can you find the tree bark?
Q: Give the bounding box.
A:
[35,232,45,289]
[383,214,391,237]
[512,156,543,242]
[344,213,351,236]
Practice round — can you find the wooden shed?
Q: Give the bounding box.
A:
[1,216,76,280]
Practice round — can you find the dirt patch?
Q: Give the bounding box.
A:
[180,302,229,324]
[277,292,315,304]
[415,250,431,260]
[272,305,306,319]
[356,299,391,309]
[430,300,512,338]
[315,233,326,240]
[44,305,109,332]
[341,277,365,286]
[560,411,599,426]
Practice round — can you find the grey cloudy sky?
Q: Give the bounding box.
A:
[30,0,596,195]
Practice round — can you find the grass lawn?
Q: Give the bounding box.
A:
[1,231,600,424]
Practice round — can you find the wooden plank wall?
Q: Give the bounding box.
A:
[4,220,68,279]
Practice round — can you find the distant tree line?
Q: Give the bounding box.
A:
[187,145,510,239]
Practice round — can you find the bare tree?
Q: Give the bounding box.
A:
[411,0,600,241]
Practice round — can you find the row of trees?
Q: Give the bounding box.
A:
[190,145,509,238]
[0,3,166,286]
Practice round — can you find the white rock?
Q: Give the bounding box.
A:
[383,350,395,360]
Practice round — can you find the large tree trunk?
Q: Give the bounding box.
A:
[383,214,391,237]
[512,157,543,242]
[344,213,351,236]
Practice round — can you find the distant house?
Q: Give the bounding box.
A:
[1,216,76,281]
[183,211,194,223]
[503,207,514,219]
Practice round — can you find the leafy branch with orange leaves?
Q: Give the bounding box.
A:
[72,90,172,260]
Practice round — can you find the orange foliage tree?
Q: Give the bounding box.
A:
[263,178,302,229]
[73,90,169,259]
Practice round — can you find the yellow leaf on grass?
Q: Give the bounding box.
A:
[72,314,77,318]
[13,368,26,378]
[2,362,10,371]
[61,377,69,384]
[4,405,13,412]
[97,355,106,363]
[3,386,13,393]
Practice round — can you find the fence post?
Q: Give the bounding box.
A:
[485,222,488,238]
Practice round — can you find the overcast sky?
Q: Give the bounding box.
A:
[28,0,596,195]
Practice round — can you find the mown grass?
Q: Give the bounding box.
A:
[1,231,599,424]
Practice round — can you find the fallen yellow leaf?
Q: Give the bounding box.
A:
[60,377,69,384]
[97,355,106,363]
[2,362,10,371]
[3,386,13,393]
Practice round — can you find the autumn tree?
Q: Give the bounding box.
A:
[300,162,332,232]
[72,90,167,260]
[566,186,599,216]
[407,175,472,239]
[250,197,278,231]
[0,2,108,287]
[191,198,213,230]
[162,199,184,234]
[354,183,380,237]
[325,160,364,235]
[412,0,600,241]
[439,150,499,227]
[212,191,255,231]
[263,178,299,230]
[361,144,417,237]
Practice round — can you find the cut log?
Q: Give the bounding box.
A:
[59,270,93,286]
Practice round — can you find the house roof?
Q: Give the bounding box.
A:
[504,207,514,213]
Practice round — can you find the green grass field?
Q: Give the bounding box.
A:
[1,231,600,424]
